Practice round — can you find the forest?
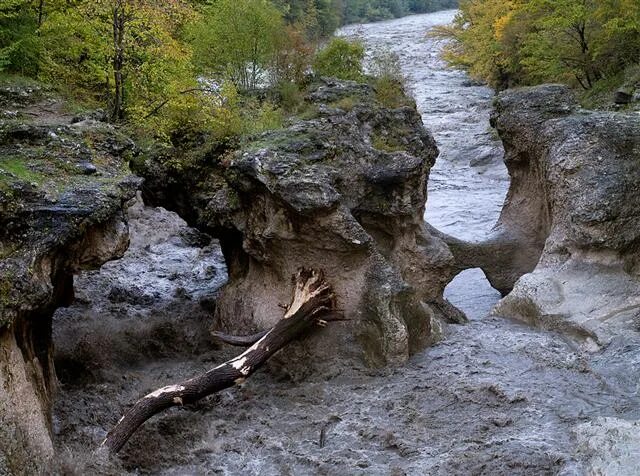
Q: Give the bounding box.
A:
[0,1,457,142]
[435,0,640,100]
[3,0,640,474]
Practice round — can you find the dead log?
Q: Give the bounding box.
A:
[211,329,269,347]
[100,268,336,454]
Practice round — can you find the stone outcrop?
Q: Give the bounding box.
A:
[462,84,640,349]
[136,78,464,371]
[0,87,139,474]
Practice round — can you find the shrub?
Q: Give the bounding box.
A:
[369,49,411,108]
[313,37,365,82]
[271,26,313,86]
[252,101,284,133]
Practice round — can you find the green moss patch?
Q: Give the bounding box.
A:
[0,157,44,184]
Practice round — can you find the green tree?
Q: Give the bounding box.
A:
[313,37,364,81]
[438,0,639,91]
[433,0,525,89]
[521,0,602,89]
[0,0,41,75]
[190,0,285,90]
[594,0,640,74]
[40,0,196,122]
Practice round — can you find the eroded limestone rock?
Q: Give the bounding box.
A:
[0,87,139,474]
[482,85,640,349]
[136,78,464,371]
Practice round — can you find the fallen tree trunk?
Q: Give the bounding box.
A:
[211,329,269,347]
[100,268,336,454]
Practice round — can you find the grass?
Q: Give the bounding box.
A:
[372,133,405,153]
[0,72,42,89]
[331,96,357,111]
[0,157,44,184]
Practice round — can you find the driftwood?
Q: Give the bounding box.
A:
[211,329,269,347]
[101,268,336,454]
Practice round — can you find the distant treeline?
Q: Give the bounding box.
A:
[343,0,459,23]
[278,0,459,29]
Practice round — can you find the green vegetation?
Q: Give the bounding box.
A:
[277,0,458,27]
[0,157,44,184]
[0,0,453,146]
[369,49,412,108]
[372,133,405,153]
[314,37,365,81]
[434,0,640,94]
[190,0,285,91]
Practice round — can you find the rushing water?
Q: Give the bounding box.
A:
[339,11,509,318]
[54,11,640,475]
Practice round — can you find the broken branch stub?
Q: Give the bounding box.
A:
[100,268,335,454]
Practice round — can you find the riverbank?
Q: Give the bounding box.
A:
[46,10,640,475]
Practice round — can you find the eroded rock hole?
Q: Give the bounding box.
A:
[444,268,502,320]
[52,199,227,389]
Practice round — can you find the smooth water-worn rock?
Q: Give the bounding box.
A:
[0,86,139,474]
[136,78,464,370]
[46,11,640,475]
[481,85,640,348]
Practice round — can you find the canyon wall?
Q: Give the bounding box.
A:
[136,78,465,372]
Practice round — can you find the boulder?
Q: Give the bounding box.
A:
[482,85,640,349]
[136,78,465,372]
[614,89,633,105]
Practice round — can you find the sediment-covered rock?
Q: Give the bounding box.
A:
[478,85,640,348]
[136,78,464,371]
[0,86,139,474]
[574,417,640,474]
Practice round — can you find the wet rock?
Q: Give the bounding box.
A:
[0,87,140,474]
[477,84,640,348]
[614,90,633,105]
[107,284,154,306]
[136,78,464,371]
[76,161,98,175]
[461,79,484,87]
[574,417,640,474]
[70,109,108,124]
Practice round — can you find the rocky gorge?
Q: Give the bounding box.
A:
[134,77,466,372]
[1,9,640,476]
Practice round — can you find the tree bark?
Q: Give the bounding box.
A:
[111,1,126,122]
[211,329,270,347]
[100,268,336,454]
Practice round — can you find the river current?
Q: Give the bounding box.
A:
[339,10,509,318]
[53,11,640,475]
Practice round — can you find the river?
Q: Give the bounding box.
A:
[339,10,509,319]
[53,10,640,476]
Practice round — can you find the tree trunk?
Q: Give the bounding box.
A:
[111,1,126,122]
[100,269,336,454]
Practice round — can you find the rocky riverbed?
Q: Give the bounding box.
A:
[27,10,640,476]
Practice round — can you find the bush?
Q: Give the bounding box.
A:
[313,37,365,82]
[369,49,411,108]
[253,101,284,133]
[277,81,304,112]
[271,26,313,86]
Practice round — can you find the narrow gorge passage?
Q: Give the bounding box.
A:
[339,10,508,316]
[50,10,640,476]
